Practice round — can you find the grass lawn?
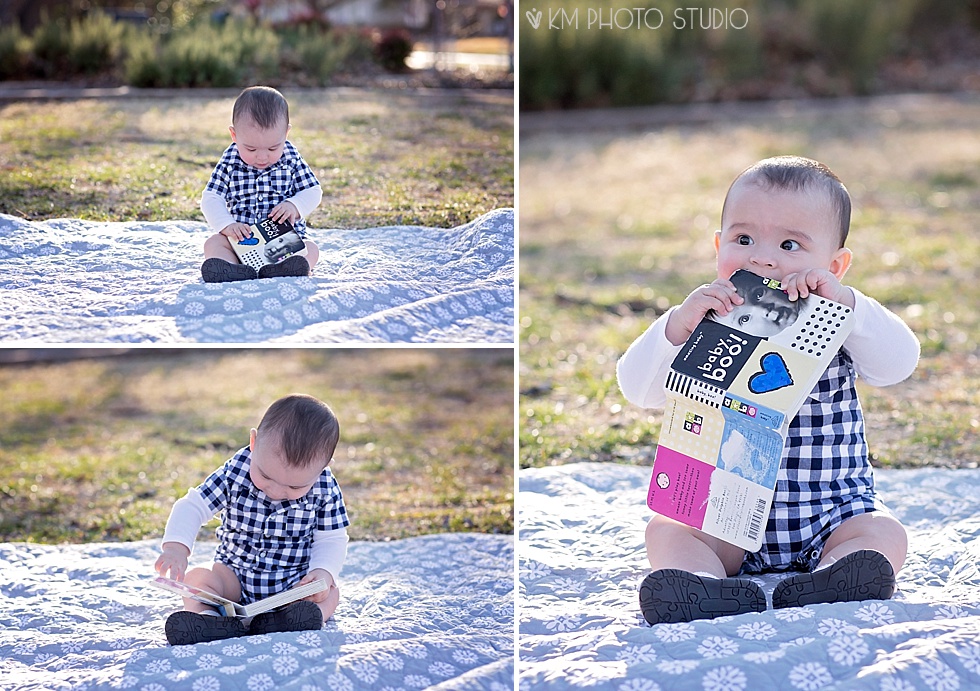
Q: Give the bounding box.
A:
[519,94,980,471]
[0,349,513,544]
[0,88,513,228]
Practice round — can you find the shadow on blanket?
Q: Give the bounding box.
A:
[519,463,980,689]
[0,533,513,690]
[0,209,514,344]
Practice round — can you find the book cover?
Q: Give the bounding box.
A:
[150,576,327,618]
[646,270,855,551]
[231,217,308,271]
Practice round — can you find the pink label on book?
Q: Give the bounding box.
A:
[647,447,712,528]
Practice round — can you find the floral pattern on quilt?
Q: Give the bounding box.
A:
[519,464,980,690]
[1,533,513,690]
[0,209,514,343]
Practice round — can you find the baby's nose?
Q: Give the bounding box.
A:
[751,251,777,268]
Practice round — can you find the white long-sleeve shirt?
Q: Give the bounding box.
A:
[200,185,323,234]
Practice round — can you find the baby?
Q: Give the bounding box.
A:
[200,86,322,283]
[155,394,349,645]
[618,156,919,624]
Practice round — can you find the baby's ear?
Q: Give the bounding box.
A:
[830,247,852,279]
[228,125,237,142]
[249,427,257,450]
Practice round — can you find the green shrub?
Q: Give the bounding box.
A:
[0,25,31,80]
[286,27,338,84]
[69,11,126,74]
[520,0,936,108]
[125,19,280,88]
[123,30,165,87]
[520,0,701,109]
[31,17,73,77]
[801,0,917,93]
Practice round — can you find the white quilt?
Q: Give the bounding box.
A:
[519,463,980,690]
[1,533,514,690]
[0,209,514,343]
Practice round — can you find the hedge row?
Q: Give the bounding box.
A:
[0,14,414,87]
[520,0,976,109]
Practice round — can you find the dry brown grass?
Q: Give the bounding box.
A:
[0,349,514,543]
[520,94,980,470]
[0,88,513,228]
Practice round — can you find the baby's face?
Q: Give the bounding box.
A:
[230,117,290,170]
[248,429,324,502]
[715,181,848,283]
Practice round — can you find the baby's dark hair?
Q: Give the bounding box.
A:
[723,156,851,247]
[232,86,289,131]
[257,394,339,469]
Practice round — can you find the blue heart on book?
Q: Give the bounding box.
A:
[748,352,794,394]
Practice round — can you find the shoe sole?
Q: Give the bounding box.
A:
[201,258,257,283]
[258,255,310,279]
[772,549,896,609]
[639,569,766,625]
[248,600,323,636]
[165,611,248,646]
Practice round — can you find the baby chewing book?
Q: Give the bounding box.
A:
[646,269,855,551]
[231,217,308,272]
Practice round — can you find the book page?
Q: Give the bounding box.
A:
[149,577,243,616]
[241,578,328,618]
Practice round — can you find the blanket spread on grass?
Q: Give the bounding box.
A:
[1,533,513,690]
[520,463,980,690]
[0,209,513,343]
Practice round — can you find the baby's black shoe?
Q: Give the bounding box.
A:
[165,610,248,646]
[248,601,323,636]
[639,569,766,625]
[201,258,257,283]
[258,255,310,279]
[772,549,896,609]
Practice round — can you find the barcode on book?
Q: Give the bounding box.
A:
[747,498,768,542]
[666,371,724,407]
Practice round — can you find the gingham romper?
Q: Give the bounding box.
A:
[203,141,320,238]
[741,350,879,574]
[196,446,349,604]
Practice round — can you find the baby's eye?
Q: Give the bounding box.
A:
[781,239,801,251]
[738,315,750,325]
[736,235,753,246]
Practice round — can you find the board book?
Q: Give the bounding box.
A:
[150,576,327,618]
[646,270,855,551]
[232,217,308,272]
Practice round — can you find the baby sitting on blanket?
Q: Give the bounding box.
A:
[199,86,322,283]
[618,156,919,625]
[155,394,349,645]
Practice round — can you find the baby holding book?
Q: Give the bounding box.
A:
[200,86,322,283]
[617,156,919,624]
[155,394,349,645]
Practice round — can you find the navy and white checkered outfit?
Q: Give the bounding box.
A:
[196,446,349,604]
[203,141,320,238]
[741,349,878,574]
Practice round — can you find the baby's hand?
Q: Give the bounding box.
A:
[665,278,744,346]
[220,222,253,243]
[155,542,191,581]
[297,569,336,604]
[782,269,855,308]
[269,201,300,225]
